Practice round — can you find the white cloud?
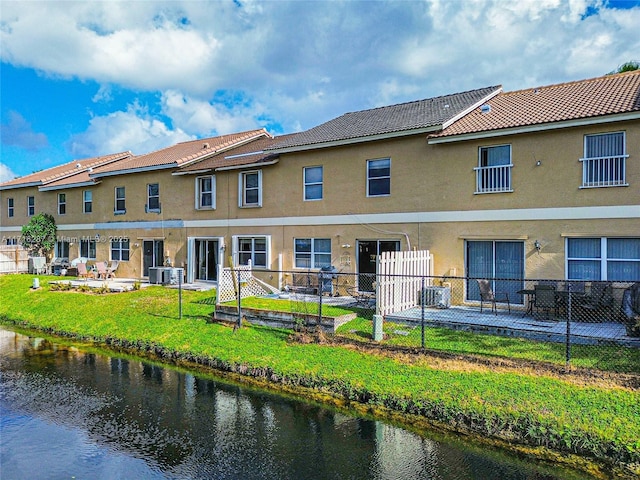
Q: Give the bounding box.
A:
[0,163,18,183]
[161,90,261,136]
[2,0,640,136]
[67,103,193,158]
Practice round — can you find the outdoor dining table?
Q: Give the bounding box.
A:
[517,289,536,317]
[516,288,587,318]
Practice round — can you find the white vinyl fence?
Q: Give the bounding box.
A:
[377,250,433,317]
[0,245,29,274]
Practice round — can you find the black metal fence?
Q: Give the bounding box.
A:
[273,270,640,374]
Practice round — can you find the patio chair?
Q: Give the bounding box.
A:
[30,256,47,275]
[107,261,119,278]
[556,281,586,314]
[76,263,92,280]
[578,282,614,321]
[534,284,559,320]
[95,261,113,279]
[477,279,510,315]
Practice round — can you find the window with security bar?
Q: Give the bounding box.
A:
[475,145,512,193]
[581,132,628,188]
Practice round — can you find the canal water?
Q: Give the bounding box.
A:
[0,327,590,480]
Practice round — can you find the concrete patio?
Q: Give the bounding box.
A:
[386,305,640,348]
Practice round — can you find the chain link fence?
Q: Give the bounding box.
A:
[261,270,640,375]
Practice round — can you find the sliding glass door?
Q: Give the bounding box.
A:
[466,240,524,304]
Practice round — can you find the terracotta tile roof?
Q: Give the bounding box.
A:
[433,71,640,139]
[177,134,297,173]
[92,129,269,177]
[38,170,95,190]
[0,152,132,190]
[268,86,502,151]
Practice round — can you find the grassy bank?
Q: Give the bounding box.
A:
[1,274,638,478]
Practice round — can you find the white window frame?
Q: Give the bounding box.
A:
[303,166,323,201]
[196,175,216,210]
[80,239,97,260]
[27,196,35,216]
[83,190,92,214]
[8,198,14,218]
[580,131,628,188]
[114,186,126,214]
[232,235,270,268]
[55,240,70,260]
[110,238,130,261]
[366,158,391,197]
[58,193,66,215]
[238,171,262,207]
[475,145,513,194]
[566,237,640,281]
[146,183,161,213]
[294,238,332,269]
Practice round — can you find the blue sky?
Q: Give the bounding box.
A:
[1,0,640,181]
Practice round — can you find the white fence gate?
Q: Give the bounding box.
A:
[377,250,434,317]
[0,245,28,274]
[216,263,280,304]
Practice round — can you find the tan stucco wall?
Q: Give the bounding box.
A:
[1,119,638,282]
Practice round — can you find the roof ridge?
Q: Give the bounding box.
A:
[341,85,502,116]
[501,69,640,96]
[175,128,267,146]
[40,152,131,180]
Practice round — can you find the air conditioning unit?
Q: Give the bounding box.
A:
[420,286,451,309]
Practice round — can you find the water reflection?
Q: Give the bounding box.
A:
[0,328,587,479]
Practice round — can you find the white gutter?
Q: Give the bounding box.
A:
[91,163,175,178]
[39,180,99,192]
[0,181,41,191]
[172,169,211,176]
[215,159,279,171]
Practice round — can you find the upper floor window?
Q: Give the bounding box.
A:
[367,158,390,197]
[580,132,628,188]
[234,236,269,268]
[111,239,130,261]
[115,187,126,214]
[294,238,331,269]
[83,190,93,213]
[27,196,35,216]
[475,145,512,194]
[80,239,97,260]
[196,175,215,209]
[567,237,640,281]
[58,193,66,215]
[146,183,160,213]
[7,198,14,218]
[239,171,262,207]
[304,166,323,201]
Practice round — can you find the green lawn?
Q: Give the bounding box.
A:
[1,274,638,476]
[234,297,640,374]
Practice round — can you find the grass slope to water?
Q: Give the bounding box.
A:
[1,274,638,477]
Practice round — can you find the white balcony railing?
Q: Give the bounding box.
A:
[474,164,513,194]
[580,155,628,188]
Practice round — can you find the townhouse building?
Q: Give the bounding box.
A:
[1,71,639,306]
